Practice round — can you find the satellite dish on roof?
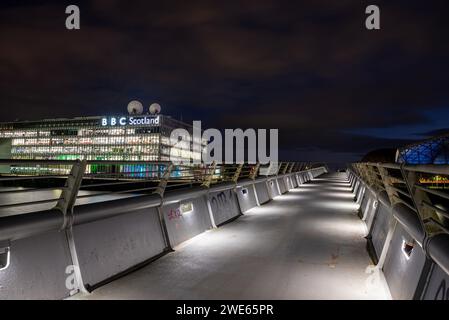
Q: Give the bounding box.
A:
[127,100,144,115]
[149,103,161,114]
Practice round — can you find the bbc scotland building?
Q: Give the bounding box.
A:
[0,106,202,176]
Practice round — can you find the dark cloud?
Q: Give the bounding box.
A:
[419,128,449,137]
[0,0,448,166]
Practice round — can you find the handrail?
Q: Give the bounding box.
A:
[362,162,449,176]
[349,161,449,243]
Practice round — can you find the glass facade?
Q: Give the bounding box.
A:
[397,134,449,165]
[0,114,204,176]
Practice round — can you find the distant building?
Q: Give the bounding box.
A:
[396,133,449,165]
[0,113,203,176]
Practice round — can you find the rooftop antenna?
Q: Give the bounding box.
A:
[127,100,144,115]
[149,103,161,115]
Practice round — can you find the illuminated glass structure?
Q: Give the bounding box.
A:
[0,114,203,176]
[396,134,449,165]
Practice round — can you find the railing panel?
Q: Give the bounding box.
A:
[383,223,428,300]
[236,184,258,213]
[71,206,165,290]
[208,189,241,226]
[161,196,212,248]
[0,230,72,300]
[254,181,270,205]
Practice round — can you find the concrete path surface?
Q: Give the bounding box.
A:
[74,172,391,300]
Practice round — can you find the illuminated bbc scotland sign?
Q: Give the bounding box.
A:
[101,116,160,126]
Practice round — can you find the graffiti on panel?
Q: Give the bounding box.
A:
[167,208,183,220]
[210,189,237,216]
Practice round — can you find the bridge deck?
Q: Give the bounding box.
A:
[74,173,391,300]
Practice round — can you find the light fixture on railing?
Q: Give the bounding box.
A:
[180,202,194,215]
[0,242,11,271]
[401,239,414,260]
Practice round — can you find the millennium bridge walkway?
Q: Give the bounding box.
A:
[75,172,390,300]
[1,160,448,300]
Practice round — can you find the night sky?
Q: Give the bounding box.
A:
[1,0,448,167]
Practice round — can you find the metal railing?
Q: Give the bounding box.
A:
[0,159,327,248]
[0,159,325,216]
[349,162,449,237]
